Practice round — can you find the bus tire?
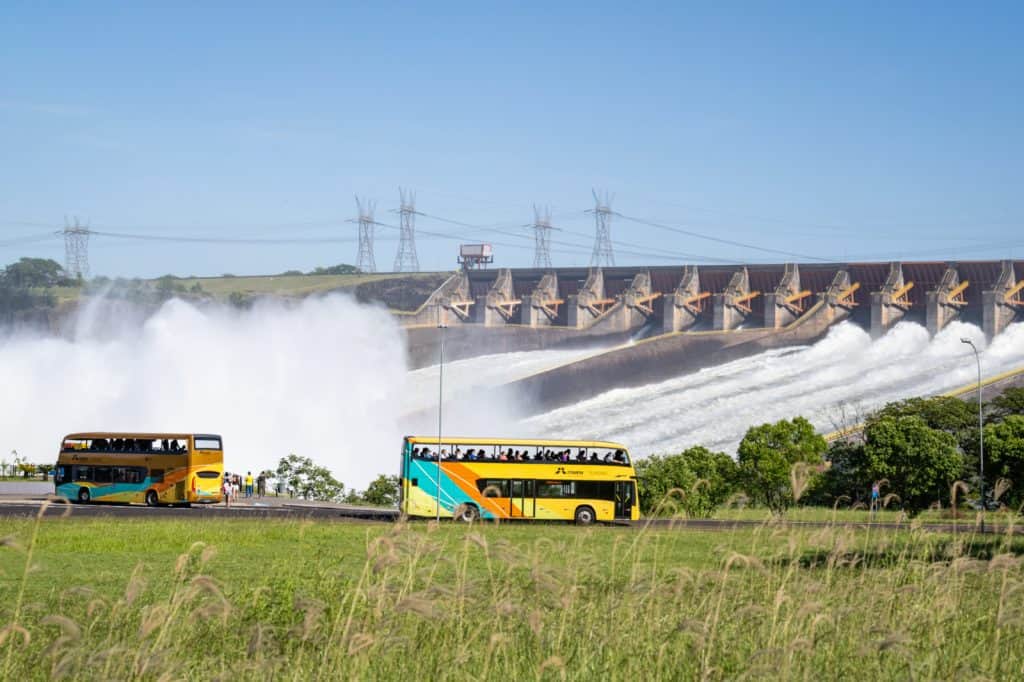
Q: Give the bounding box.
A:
[455,503,479,523]
[574,505,596,526]
[145,490,159,507]
[77,487,90,503]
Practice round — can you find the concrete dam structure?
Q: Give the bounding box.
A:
[400,260,1023,414]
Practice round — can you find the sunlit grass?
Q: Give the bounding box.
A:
[2,508,1024,679]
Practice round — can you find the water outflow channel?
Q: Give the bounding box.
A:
[519,320,1024,457]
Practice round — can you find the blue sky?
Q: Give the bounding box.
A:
[1,2,1021,277]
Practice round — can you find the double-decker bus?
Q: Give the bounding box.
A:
[399,436,639,524]
[54,432,224,506]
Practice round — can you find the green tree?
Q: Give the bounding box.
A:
[2,257,68,288]
[807,440,870,505]
[635,446,737,517]
[985,415,1024,506]
[989,388,1024,420]
[274,454,345,502]
[737,417,826,513]
[360,475,400,507]
[864,415,964,515]
[309,263,360,275]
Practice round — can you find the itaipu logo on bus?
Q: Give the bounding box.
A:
[554,466,584,475]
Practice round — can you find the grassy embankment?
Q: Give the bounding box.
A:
[3,510,1024,679]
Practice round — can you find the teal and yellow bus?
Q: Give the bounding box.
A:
[399,436,639,524]
[54,432,224,506]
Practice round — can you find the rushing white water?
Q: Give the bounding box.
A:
[524,320,1024,457]
[0,296,409,488]
[404,346,611,414]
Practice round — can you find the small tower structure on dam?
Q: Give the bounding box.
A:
[764,264,812,329]
[663,266,708,333]
[983,260,1023,338]
[713,267,760,331]
[926,264,968,335]
[870,262,913,337]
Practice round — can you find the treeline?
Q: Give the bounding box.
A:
[274,454,399,506]
[0,257,76,321]
[637,388,1024,517]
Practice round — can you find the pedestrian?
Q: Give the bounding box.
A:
[256,472,266,498]
[245,471,254,498]
[870,481,881,517]
[222,475,232,507]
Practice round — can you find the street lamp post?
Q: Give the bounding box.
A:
[960,338,984,533]
[436,321,447,522]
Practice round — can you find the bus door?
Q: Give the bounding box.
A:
[614,481,635,520]
[509,480,535,518]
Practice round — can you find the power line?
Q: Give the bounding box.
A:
[587,189,615,267]
[392,187,420,272]
[351,196,377,273]
[615,213,832,262]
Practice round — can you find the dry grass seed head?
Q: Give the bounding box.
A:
[396,594,440,619]
[881,493,901,509]
[0,622,30,646]
[347,632,376,656]
[40,614,81,641]
[949,480,970,507]
[989,553,1022,572]
[539,655,566,679]
[139,605,169,638]
[528,610,544,636]
[994,477,1013,501]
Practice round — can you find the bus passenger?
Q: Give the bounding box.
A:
[412,447,421,458]
[498,451,508,462]
[614,450,626,464]
[589,451,599,463]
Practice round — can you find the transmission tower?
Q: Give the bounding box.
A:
[531,204,554,269]
[392,187,420,272]
[587,190,615,267]
[352,196,377,273]
[63,216,91,280]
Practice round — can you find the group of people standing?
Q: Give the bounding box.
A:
[221,471,268,506]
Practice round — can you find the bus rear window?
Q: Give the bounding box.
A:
[196,471,220,479]
[194,437,222,450]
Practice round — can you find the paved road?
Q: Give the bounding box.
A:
[0,497,1013,534]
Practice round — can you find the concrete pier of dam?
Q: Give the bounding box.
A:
[400,260,1023,369]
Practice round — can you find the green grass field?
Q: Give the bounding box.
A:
[3,511,1024,679]
[175,273,429,298]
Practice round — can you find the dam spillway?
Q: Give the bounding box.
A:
[401,259,1023,414]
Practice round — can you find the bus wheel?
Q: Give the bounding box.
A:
[574,506,596,526]
[455,504,479,523]
[145,490,159,507]
[77,487,90,503]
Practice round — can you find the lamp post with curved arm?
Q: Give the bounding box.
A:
[960,337,984,533]
[436,322,447,522]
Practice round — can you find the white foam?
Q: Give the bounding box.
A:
[524,320,1023,458]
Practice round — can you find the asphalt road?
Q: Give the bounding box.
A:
[0,497,1014,534]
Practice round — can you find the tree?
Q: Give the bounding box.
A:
[864,415,964,515]
[635,446,737,517]
[737,417,827,513]
[807,440,869,505]
[990,388,1024,420]
[2,257,68,288]
[360,475,400,506]
[274,454,345,502]
[985,415,1024,506]
[308,263,360,276]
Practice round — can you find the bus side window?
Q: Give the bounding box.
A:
[150,469,164,483]
[93,467,112,484]
[74,465,91,482]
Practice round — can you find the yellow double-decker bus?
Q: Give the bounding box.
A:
[399,436,639,524]
[54,432,224,506]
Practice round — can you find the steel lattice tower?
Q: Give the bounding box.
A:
[392,187,420,272]
[63,217,91,280]
[353,196,377,273]
[588,189,615,267]
[531,204,554,269]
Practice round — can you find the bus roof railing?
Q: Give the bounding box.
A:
[404,436,627,450]
[63,432,220,440]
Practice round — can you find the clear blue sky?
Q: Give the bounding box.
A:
[1,1,1021,277]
